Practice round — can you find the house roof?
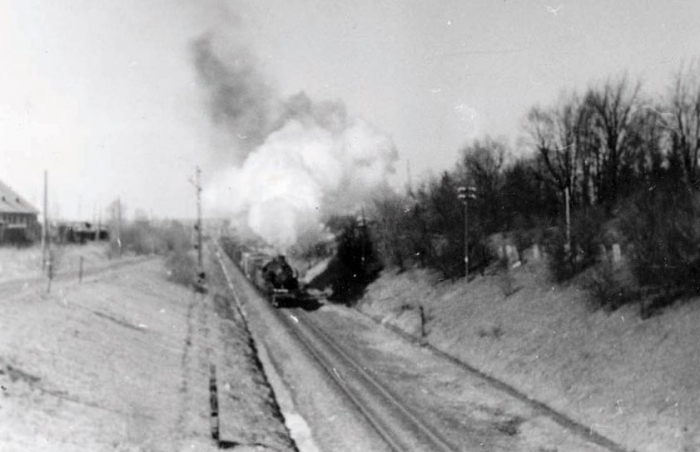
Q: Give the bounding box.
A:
[0,180,39,215]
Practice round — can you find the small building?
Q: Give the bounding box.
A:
[0,180,40,244]
[57,221,109,244]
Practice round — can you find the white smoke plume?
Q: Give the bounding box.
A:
[195,37,398,252]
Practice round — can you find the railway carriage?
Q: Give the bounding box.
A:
[221,238,304,307]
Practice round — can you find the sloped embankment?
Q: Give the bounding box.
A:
[358,260,700,452]
[0,254,296,451]
[206,252,298,450]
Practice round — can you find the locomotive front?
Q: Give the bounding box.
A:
[261,255,301,307]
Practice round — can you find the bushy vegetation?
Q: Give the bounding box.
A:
[370,144,506,280]
[164,247,197,287]
[620,176,700,308]
[113,219,193,256]
[584,260,638,311]
[365,62,700,315]
[110,217,197,287]
[322,215,381,304]
[545,207,605,282]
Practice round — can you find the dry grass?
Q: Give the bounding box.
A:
[0,254,294,451]
[0,243,113,283]
[359,259,700,452]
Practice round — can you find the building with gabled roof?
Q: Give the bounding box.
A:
[0,180,39,244]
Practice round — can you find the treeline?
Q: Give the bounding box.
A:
[367,63,700,314]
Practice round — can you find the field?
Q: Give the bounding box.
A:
[0,243,117,283]
[0,245,294,452]
[358,254,700,452]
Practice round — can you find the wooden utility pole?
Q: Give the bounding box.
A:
[117,197,122,258]
[189,167,205,292]
[41,170,48,270]
[464,195,469,280]
[194,167,203,268]
[406,159,413,194]
[458,185,476,281]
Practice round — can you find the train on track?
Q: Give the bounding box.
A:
[220,237,309,308]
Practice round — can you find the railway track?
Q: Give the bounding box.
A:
[214,244,457,451]
[214,243,625,452]
[281,308,459,452]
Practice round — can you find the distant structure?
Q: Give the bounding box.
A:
[0,180,39,245]
[56,221,109,244]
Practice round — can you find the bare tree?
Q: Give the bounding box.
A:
[624,99,668,189]
[371,193,413,271]
[458,137,506,190]
[524,94,582,205]
[457,137,508,233]
[583,75,642,205]
[668,60,700,189]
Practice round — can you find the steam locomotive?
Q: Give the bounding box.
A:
[259,255,301,307]
[220,238,304,307]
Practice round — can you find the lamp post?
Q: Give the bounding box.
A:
[457,185,476,280]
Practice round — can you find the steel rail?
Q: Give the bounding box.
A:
[283,309,459,452]
[215,242,628,452]
[278,313,409,452]
[213,245,457,451]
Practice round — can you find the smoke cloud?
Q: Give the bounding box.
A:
[195,35,398,252]
[193,35,277,159]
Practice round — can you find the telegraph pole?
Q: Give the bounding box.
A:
[406,159,413,195]
[190,167,205,291]
[458,185,476,281]
[41,170,48,270]
[189,166,203,266]
[195,167,203,268]
[117,197,122,258]
[97,210,102,241]
[463,190,469,280]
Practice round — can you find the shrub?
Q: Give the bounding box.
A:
[109,220,192,257]
[335,218,381,283]
[164,249,197,287]
[546,207,606,282]
[620,181,700,298]
[158,222,192,254]
[106,219,196,287]
[511,223,548,263]
[370,194,420,272]
[469,236,495,277]
[496,252,519,297]
[512,229,534,260]
[546,228,577,282]
[314,216,382,305]
[584,260,638,311]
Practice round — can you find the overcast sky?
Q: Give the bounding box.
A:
[1,0,699,220]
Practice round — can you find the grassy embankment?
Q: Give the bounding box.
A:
[357,250,700,452]
[0,243,296,451]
